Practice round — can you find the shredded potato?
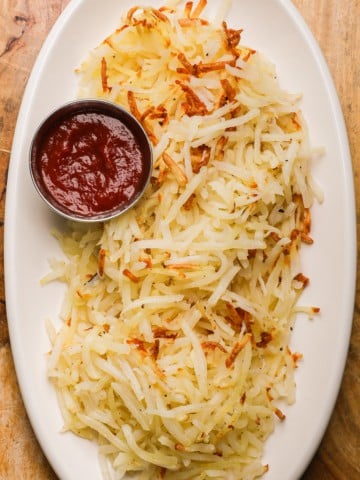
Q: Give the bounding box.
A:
[46,1,321,479]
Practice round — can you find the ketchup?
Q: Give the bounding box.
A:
[33,107,151,219]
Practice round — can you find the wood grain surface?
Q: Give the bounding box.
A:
[0,1,359,479]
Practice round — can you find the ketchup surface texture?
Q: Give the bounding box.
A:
[37,111,147,217]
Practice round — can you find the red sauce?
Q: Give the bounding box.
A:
[35,111,149,218]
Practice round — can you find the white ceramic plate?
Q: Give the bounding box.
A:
[5,1,356,479]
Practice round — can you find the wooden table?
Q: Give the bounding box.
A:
[0,1,358,479]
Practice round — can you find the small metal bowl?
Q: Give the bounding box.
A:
[29,99,153,222]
